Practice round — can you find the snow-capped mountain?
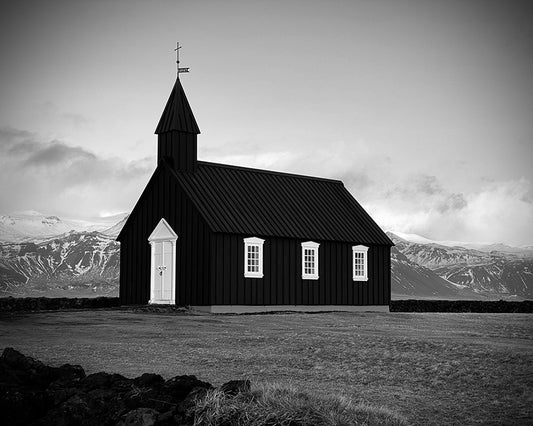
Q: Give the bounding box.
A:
[0,231,120,297]
[0,211,129,243]
[390,245,484,299]
[390,230,533,257]
[388,232,533,300]
[100,215,129,238]
[0,210,128,297]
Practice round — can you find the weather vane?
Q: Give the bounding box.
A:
[175,42,190,75]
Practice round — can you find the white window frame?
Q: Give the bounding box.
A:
[301,241,320,280]
[244,237,264,278]
[352,245,368,281]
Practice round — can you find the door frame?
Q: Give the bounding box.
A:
[148,218,178,305]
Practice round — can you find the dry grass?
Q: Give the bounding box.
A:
[193,382,407,426]
[0,310,531,425]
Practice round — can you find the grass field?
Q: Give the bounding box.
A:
[1,309,531,425]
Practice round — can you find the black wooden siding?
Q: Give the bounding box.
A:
[119,167,211,305]
[210,234,390,306]
[158,132,197,172]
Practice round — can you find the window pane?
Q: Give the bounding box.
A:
[353,251,366,277]
[247,244,261,273]
[303,247,317,276]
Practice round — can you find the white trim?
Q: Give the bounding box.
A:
[148,219,178,304]
[148,218,178,242]
[352,245,369,282]
[301,241,319,280]
[244,237,264,278]
[190,305,389,314]
[149,241,156,303]
[171,239,176,303]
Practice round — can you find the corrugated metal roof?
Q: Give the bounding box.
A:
[169,161,393,245]
[155,77,200,134]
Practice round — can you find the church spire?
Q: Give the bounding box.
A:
[155,42,199,135]
[155,77,200,135]
[155,43,200,173]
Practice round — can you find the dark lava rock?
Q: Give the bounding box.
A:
[133,373,164,388]
[156,410,174,424]
[54,363,86,382]
[0,387,50,426]
[123,386,175,413]
[1,347,53,388]
[37,393,91,426]
[220,379,251,396]
[116,407,160,426]
[0,347,244,426]
[81,371,132,392]
[0,348,87,425]
[163,375,213,401]
[0,347,85,390]
[1,347,38,370]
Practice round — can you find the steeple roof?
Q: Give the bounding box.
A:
[155,77,200,134]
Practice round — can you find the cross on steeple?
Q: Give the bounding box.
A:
[175,42,190,75]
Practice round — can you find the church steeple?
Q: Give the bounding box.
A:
[155,46,200,173]
[155,77,200,135]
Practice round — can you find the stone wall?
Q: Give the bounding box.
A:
[0,297,120,312]
[390,299,533,313]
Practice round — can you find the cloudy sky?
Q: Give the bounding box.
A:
[0,0,532,245]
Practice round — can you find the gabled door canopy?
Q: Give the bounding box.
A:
[149,218,178,242]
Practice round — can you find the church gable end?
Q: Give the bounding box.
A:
[118,163,212,306]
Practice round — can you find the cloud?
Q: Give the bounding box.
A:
[0,127,37,155]
[371,175,533,246]
[3,128,529,245]
[24,141,96,166]
[437,193,467,213]
[459,179,533,245]
[34,102,91,129]
[0,126,153,217]
[202,139,388,189]
[61,112,89,128]
[410,175,443,196]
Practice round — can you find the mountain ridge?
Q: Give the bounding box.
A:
[388,230,533,257]
[0,231,119,297]
[0,211,129,243]
[387,232,533,300]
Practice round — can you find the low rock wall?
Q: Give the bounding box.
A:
[0,297,120,312]
[390,299,533,313]
[1,296,531,313]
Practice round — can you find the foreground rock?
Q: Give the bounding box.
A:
[0,348,243,425]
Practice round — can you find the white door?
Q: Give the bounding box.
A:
[148,218,177,305]
[161,241,173,300]
[151,240,175,303]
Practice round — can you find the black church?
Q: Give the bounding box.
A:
[117,73,393,313]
